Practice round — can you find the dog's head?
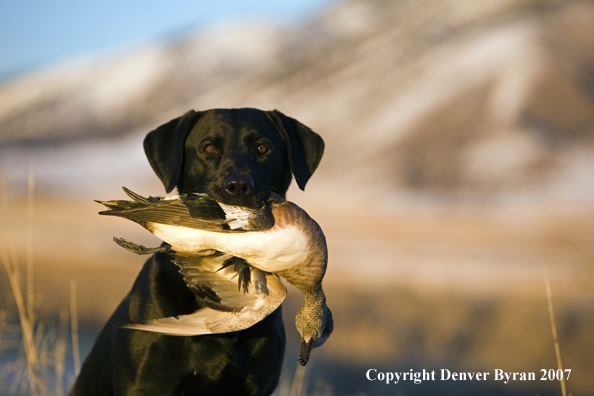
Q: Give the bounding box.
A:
[143,108,324,209]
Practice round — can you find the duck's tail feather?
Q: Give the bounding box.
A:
[122,186,151,204]
[95,199,142,211]
[95,187,151,212]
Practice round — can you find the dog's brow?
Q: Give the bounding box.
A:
[242,129,263,142]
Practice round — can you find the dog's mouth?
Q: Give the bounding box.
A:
[198,185,269,210]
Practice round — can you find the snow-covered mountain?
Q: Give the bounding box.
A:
[1,0,593,206]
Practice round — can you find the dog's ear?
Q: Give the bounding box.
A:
[143,110,203,193]
[266,110,325,190]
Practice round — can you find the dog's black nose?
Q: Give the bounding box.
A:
[223,174,255,198]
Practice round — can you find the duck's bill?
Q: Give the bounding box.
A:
[298,338,314,366]
[267,192,286,204]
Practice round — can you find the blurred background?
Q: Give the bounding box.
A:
[1,0,593,395]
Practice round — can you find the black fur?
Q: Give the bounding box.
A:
[70,108,324,396]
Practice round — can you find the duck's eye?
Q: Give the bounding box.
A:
[257,143,269,155]
[203,144,216,155]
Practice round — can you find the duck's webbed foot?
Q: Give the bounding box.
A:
[113,237,171,255]
[218,256,252,293]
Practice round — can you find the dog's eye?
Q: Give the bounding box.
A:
[257,144,268,155]
[203,144,216,155]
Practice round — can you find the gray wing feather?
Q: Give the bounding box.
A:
[117,256,287,336]
[96,187,277,231]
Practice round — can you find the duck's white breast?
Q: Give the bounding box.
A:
[150,223,308,272]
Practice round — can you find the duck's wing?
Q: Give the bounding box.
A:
[97,187,274,232]
[97,187,229,231]
[115,255,286,336]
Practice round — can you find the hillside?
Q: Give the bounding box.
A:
[1,0,593,206]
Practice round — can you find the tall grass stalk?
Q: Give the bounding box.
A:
[54,309,70,396]
[27,164,35,328]
[0,167,44,395]
[70,279,81,376]
[544,268,568,396]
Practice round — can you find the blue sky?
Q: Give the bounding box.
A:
[0,0,338,81]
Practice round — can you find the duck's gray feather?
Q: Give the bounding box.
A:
[99,199,230,231]
[116,254,286,335]
[97,187,274,232]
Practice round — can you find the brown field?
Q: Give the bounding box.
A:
[1,193,593,395]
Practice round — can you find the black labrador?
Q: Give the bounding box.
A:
[70,108,324,396]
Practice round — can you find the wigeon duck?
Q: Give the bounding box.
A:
[97,187,333,365]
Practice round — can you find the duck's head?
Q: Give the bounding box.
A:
[295,287,333,366]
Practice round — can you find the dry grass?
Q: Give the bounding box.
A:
[1,167,593,395]
[0,167,79,396]
[1,167,42,394]
[69,280,80,378]
[544,269,568,396]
